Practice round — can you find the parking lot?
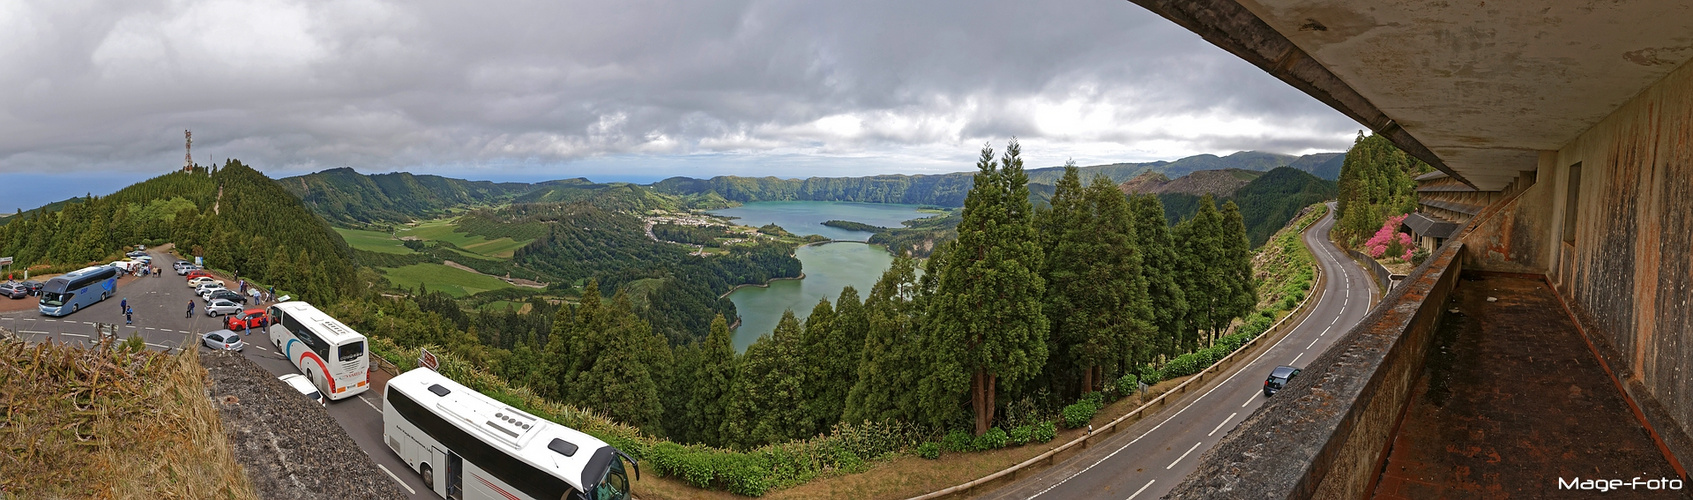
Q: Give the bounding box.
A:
[1,249,437,499]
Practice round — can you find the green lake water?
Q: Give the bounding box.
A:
[715,201,930,351]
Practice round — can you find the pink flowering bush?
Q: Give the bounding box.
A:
[1365,214,1415,261]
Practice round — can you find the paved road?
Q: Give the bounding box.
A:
[982,203,1376,500]
[0,250,438,500]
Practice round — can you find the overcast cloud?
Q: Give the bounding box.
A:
[0,0,1358,204]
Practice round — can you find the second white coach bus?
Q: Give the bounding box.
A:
[384,368,639,500]
[266,301,369,400]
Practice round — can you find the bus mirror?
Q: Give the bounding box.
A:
[615,451,640,481]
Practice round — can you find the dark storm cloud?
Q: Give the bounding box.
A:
[0,0,1356,180]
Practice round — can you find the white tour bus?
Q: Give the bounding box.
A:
[384,368,639,500]
[266,301,369,400]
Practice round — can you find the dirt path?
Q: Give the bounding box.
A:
[441,260,547,289]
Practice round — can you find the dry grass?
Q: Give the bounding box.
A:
[0,333,257,499]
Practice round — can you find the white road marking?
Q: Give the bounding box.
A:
[1291,352,1303,364]
[1307,337,1321,349]
[81,321,93,325]
[1242,393,1258,408]
[145,343,170,349]
[359,394,381,413]
[1126,479,1156,500]
[1167,441,1203,469]
[63,333,89,338]
[376,464,416,495]
[1208,413,1237,437]
[42,319,55,322]
[21,330,48,335]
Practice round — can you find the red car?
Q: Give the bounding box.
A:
[185,269,213,281]
[225,308,270,331]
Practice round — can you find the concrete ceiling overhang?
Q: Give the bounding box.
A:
[1129,0,1693,191]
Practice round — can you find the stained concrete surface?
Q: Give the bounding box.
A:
[1371,274,1684,499]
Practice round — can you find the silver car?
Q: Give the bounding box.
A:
[205,299,243,317]
[201,329,246,351]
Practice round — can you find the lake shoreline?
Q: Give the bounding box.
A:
[719,272,808,300]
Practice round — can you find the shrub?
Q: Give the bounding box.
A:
[974,427,1010,450]
[1062,400,1100,429]
[1411,246,1430,265]
[1139,364,1163,386]
[916,442,941,459]
[1114,374,1139,396]
[1033,421,1058,443]
[1008,425,1034,446]
[1082,391,1104,407]
[941,429,975,452]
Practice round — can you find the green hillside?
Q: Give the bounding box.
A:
[1160,167,1338,247]
[280,168,534,225]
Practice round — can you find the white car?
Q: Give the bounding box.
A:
[195,282,227,296]
[205,299,243,316]
[277,374,325,406]
[187,277,221,288]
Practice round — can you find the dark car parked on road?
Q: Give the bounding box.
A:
[19,280,42,296]
[204,289,248,305]
[1264,365,1301,397]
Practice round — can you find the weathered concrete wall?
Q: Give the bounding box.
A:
[1456,167,1554,274]
[1166,241,1464,499]
[1546,57,1693,468]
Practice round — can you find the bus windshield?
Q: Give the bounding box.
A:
[337,340,365,362]
[39,292,67,307]
[595,460,630,500]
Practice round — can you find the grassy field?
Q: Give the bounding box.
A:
[395,219,531,259]
[379,263,516,297]
[333,227,413,254]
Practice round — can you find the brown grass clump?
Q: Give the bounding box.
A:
[0,334,258,499]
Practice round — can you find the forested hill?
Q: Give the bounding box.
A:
[652,150,1342,207]
[0,161,359,302]
[1159,167,1338,248]
[280,168,535,225]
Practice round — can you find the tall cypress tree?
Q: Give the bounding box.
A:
[688,315,735,448]
[799,297,839,435]
[845,256,922,424]
[923,140,1048,435]
[1175,195,1227,348]
[721,311,807,448]
[1130,194,1188,362]
[1219,201,1258,328]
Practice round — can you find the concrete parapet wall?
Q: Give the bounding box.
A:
[1166,241,1463,499]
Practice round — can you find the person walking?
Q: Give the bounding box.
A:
[186,300,195,318]
[125,306,133,325]
[120,297,128,313]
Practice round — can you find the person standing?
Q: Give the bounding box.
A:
[125,306,133,325]
[121,297,128,313]
[186,300,195,318]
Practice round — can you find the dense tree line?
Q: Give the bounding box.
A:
[0,161,357,302]
[1158,167,1337,248]
[281,167,534,225]
[651,223,732,246]
[1334,133,1427,244]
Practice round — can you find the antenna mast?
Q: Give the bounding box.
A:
[184,130,193,172]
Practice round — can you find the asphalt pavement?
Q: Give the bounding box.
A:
[0,249,439,500]
[981,203,1377,500]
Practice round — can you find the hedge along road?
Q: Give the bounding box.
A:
[978,203,1376,500]
[0,249,440,500]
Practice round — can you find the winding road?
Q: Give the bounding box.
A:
[980,203,1376,500]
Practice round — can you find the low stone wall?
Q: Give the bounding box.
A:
[1346,248,1402,292]
[1167,241,1463,499]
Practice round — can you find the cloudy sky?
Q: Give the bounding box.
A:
[0,0,1359,211]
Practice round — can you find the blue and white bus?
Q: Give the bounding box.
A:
[38,265,121,316]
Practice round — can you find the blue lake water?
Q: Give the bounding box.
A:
[712,201,931,351]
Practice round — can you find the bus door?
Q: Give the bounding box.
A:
[446,451,464,500]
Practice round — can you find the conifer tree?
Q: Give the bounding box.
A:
[689,314,736,448]
[923,139,1047,435]
[1130,194,1189,361]
[1219,201,1258,326]
[799,297,839,436]
[844,255,921,424]
[721,311,807,448]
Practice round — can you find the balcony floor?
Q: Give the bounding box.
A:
[1370,273,1683,499]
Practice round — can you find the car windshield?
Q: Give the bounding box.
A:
[596,460,631,500]
[39,292,66,307]
[305,391,321,401]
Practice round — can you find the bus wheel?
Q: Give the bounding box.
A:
[71,304,79,314]
[420,463,434,490]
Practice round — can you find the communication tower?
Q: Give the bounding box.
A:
[183,129,193,172]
